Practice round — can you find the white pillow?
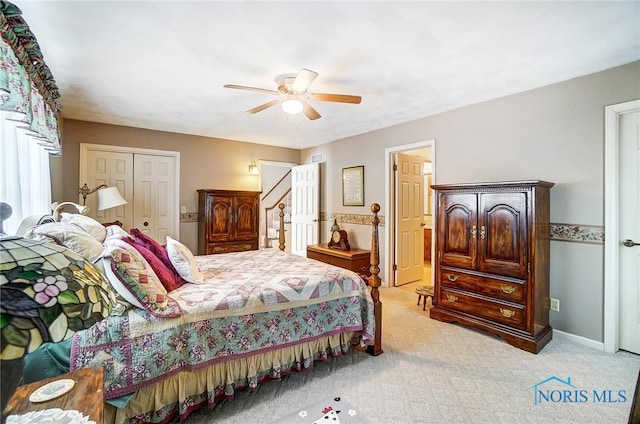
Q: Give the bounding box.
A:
[60,212,106,242]
[166,236,204,284]
[103,225,132,244]
[24,222,104,262]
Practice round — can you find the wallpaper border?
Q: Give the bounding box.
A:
[183,213,602,245]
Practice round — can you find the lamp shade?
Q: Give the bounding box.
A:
[97,186,127,211]
[0,237,118,360]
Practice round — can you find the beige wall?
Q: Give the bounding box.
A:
[51,121,300,251]
[50,61,640,343]
[301,61,640,343]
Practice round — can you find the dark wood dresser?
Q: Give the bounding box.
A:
[430,180,554,353]
[306,243,371,278]
[197,189,260,255]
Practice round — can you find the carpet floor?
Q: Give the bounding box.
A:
[181,285,640,424]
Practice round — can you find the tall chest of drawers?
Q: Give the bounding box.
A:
[430,180,554,353]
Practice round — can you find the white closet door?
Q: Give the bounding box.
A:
[82,149,133,227]
[80,144,179,244]
[133,154,176,242]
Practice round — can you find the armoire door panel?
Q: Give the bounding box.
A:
[234,196,258,241]
[209,197,233,242]
[439,193,477,270]
[479,192,528,278]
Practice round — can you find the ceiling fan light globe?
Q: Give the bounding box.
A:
[282,99,303,115]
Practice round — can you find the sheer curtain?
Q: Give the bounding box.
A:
[0,110,52,235]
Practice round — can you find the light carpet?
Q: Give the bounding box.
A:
[183,285,640,424]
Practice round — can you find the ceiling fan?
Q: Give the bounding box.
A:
[223,69,362,120]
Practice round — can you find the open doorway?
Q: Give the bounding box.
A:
[384,140,435,288]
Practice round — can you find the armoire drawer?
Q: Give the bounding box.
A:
[439,288,526,330]
[440,268,525,303]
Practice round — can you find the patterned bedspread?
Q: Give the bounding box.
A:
[70,249,375,399]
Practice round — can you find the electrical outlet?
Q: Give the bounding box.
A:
[180,206,187,214]
[549,298,560,312]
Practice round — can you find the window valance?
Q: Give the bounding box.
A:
[0,1,61,154]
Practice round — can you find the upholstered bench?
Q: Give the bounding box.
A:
[415,285,434,311]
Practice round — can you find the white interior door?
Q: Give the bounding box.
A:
[291,163,320,256]
[133,154,176,242]
[81,149,133,227]
[395,153,424,285]
[619,108,640,354]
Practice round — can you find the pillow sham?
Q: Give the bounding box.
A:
[166,236,205,284]
[129,228,177,275]
[24,222,104,262]
[102,241,181,317]
[120,237,186,292]
[60,212,106,242]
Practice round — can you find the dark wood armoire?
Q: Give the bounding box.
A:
[197,189,260,255]
[430,180,554,353]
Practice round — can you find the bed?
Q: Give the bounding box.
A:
[12,203,383,424]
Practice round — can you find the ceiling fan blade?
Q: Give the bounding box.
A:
[308,93,362,104]
[291,69,319,93]
[246,100,280,114]
[224,84,280,96]
[302,102,321,120]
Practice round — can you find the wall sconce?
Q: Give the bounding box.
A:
[248,161,260,175]
[79,183,108,205]
[52,202,90,222]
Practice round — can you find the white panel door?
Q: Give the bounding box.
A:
[291,163,320,257]
[619,108,640,354]
[395,153,424,285]
[133,154,176,242]
[82,150,133,227]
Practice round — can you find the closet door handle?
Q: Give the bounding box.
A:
[143,221,149,227]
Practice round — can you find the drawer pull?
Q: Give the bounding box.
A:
[446,274,458,282]
[471,225,477,238]
[445,294,458,302]
[500,308,516,318]
[500,284,516,294]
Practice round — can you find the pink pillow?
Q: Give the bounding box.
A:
[121,237,185,292]
[129,228,179,270]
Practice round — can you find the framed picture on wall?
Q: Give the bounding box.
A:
[342,165,364,206]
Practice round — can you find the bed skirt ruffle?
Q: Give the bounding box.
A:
[105,331,359,424]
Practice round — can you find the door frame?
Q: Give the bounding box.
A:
[603,99,640,353]
[384,139,436,287]
[79,143,181,239]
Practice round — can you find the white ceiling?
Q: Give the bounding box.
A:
[14,1,640,150]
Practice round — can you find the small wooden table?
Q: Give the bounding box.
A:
[306,243,371,278]
[3,367,104,423]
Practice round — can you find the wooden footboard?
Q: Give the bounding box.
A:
[277,202,382,355]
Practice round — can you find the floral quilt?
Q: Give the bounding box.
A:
[70,249,375,399]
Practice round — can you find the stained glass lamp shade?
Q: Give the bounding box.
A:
[0,237,117,360]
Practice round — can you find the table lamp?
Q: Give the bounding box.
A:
[0,206,118,413]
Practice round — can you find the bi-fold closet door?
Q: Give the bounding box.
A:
[79,143,180,243]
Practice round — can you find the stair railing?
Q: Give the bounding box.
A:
[264,188,291,248]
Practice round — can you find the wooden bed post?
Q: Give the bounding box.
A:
[368,203,383,356]
[278,203,286,251]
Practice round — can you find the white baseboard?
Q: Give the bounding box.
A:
[553,329,604,351]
